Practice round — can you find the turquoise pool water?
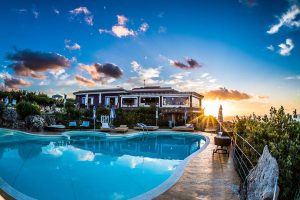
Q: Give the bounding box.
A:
[0,129,207,200]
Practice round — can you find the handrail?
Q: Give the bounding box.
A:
[273,177,278,200]
[231,133,278,200]
[236,134,261,156]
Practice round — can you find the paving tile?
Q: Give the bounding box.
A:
[155,132,240,200]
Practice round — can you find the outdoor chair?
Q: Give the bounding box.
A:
[112,125,128,133]
[69,121,77,128]
[100,122,111,132]
[213,135,231,156]
[80,121,90,128]
[134,123,159,131]
[172,124,194,132]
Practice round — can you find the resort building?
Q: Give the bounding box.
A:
[73,86,204,126]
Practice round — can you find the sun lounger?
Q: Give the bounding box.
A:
[134,123,159,131]
[100,122,111,132]
[112,125,128,133]
[172,124,194,132]
[69,121,77,127]
[80,121,90,128]
[44,124,66,131]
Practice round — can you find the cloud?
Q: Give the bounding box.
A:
[70,7,90,15]
[139,23,149,32]
[69,7,94,26]
[53,8,60,14]
[258,95,269,99]
[267,5,300,34]
[4,77,31,89]
[78,63,123,83]
[204,87,252,100]
[158,26,167,33]
[267,45,275,51]
[32,7,39,19]
[131,61,162,80]
[49,69,70,80]
[239,0,257,7]
[284,75,300,80]
[7,49,70,79]
[99,15,149,38]
[117,15,128,25]
[201,73,209,78]
[278,38,294,56]
[112,25,136,37]
[65,40,81,51]
[75,75,96,86]
[169,57,202,70]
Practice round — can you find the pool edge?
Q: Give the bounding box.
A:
[130,132,210,200]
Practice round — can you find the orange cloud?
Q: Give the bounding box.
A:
[75,75,95,86]
[204,87,252,100]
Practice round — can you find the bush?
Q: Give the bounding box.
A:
[234,106,300,199]
[16,101,40,119]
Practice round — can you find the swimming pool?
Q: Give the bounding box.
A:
[0,129,208,200]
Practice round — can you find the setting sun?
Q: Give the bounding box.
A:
[203,99,220,116]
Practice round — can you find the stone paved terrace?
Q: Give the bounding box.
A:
[0,130,240,200]
[156,132,240,200]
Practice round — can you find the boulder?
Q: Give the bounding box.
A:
[42,115,56,126]
[25,115,45,131]
[240,145,279,200]
[12,120,26,129]
[2,107,18,122]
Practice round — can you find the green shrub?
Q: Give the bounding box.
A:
[234,106,300,199]
[16,101,41,119]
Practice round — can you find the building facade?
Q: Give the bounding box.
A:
[73,86,204,126]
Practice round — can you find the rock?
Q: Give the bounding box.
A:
[42,115,56,126]
[240,145,279,200]
[12,120,26,129]
[2,107,18,122]
[25,115,45,131]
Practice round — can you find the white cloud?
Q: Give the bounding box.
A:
[139,23,149,32]
[69,7,93,26]
[32,7,39,19]
[284,75,300,80]
[65,40,81,51]
[201,73,209,78]
[99,15,149,38]
[112,25,136,38]
[69,7,90,15]
[53,8,60,14]
[50,69,70,80]
[129,61,162,85]
[117,15,128,25]
[267,5,300,34]
[278,38,294,56]
[267,45,275,51]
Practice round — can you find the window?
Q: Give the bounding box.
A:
[88,97,94,105]
[192,97,200,108]
[140,97,159,107]
[82,97,86,104]
[122,97,138,107]
[105,97,118,107]
[162,96,189,107]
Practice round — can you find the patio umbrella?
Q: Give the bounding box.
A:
[155,106,159,126]
[184,107,188,125]
[110,105,116,124]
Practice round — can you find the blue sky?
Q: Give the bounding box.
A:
[0,0,299,116]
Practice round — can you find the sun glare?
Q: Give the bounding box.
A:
[203,99,220,117]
